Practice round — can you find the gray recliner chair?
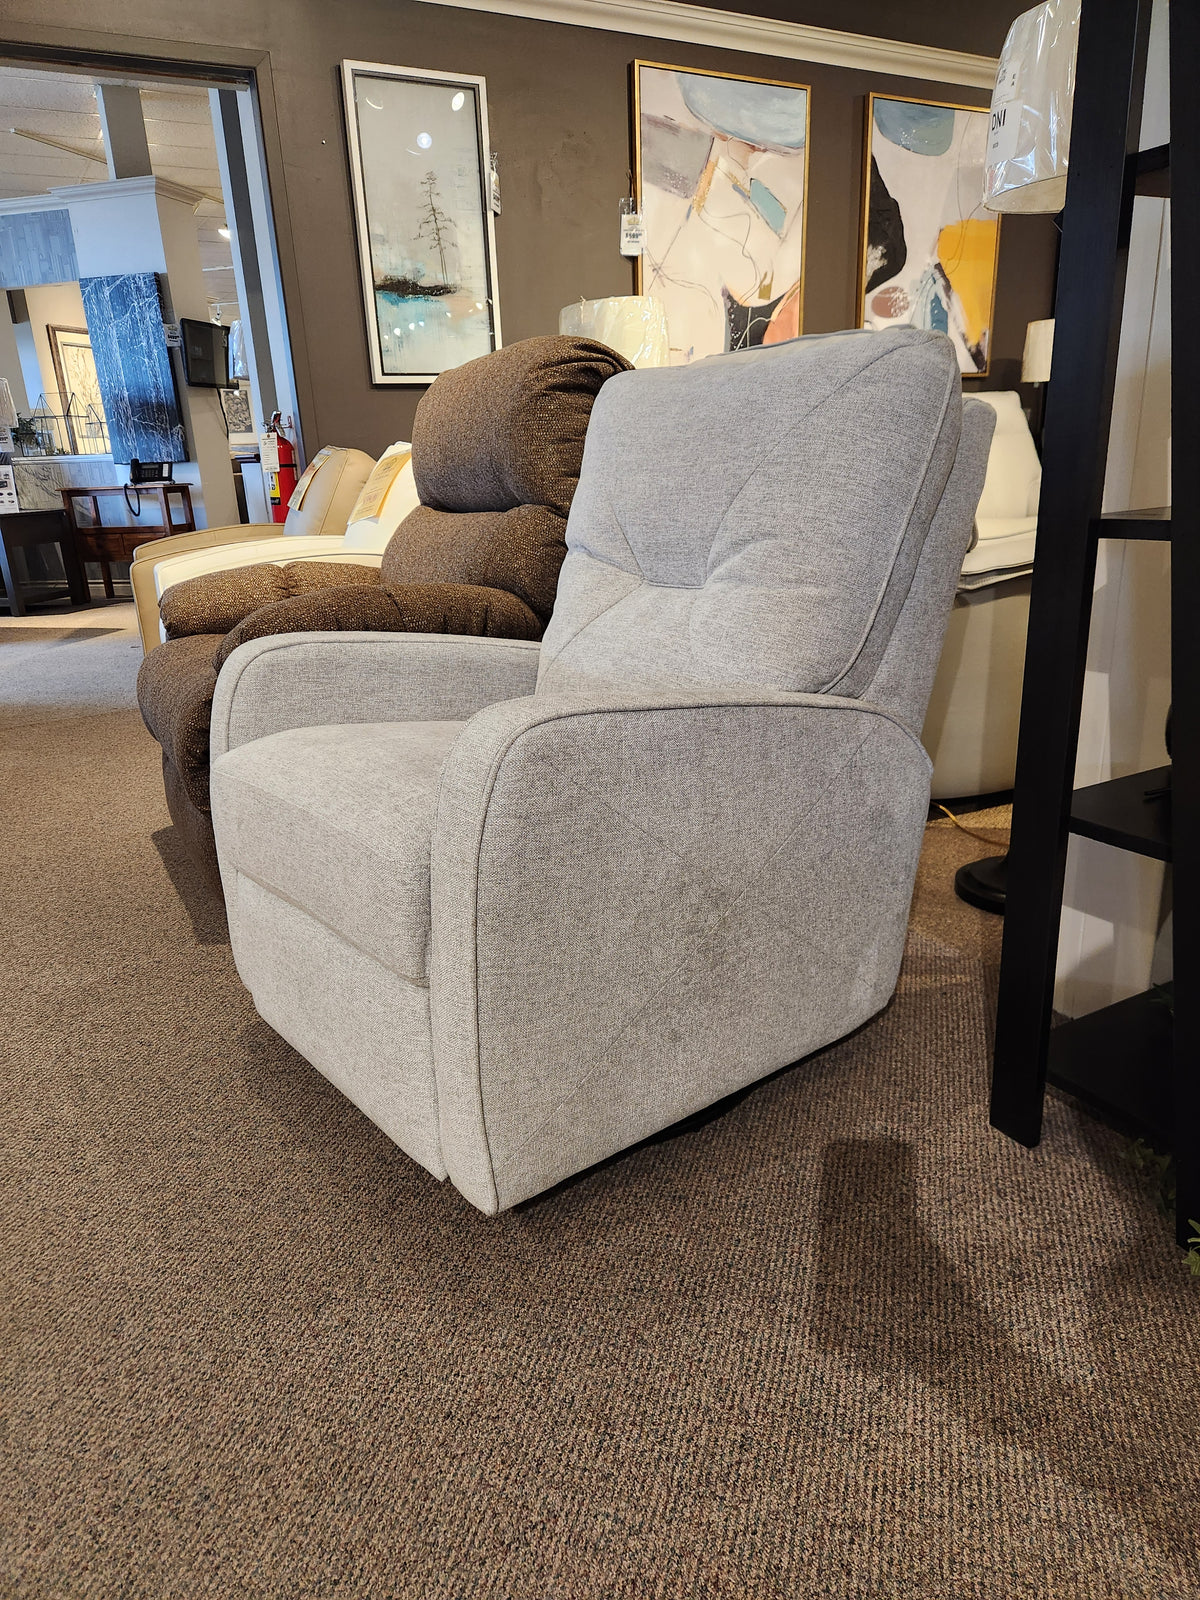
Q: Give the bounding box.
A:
[208,328,994,1215]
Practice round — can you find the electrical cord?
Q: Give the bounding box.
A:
[124,482,142,519]
[932,803,1010,846]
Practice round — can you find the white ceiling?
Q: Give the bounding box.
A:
[0,64,238,318]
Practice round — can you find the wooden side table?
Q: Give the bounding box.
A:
[61,484,196,598]
[0,508,91,615]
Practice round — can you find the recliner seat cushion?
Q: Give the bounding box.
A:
[537,327,963,700]
[211,720,466,983]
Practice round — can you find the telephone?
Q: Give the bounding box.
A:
[125,459,174,517]
[129,459,173,484]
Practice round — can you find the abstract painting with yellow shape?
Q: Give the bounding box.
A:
[859,94,1000,376]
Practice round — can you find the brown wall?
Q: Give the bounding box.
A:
[0,0,1057,457]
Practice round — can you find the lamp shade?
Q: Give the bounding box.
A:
[558,296,669,368]
[984,0,1080,215]
[0,378,17,429]
[1022,319,1055,383]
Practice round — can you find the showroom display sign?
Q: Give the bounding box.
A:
[633,61,810,366]
[859,94,1000,377]
[341,60,502,385]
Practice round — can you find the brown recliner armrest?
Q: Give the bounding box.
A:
[213,582,542,671]
[160,559,383,639]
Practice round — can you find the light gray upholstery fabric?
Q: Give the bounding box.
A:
[209,328,995,1215]
[537,328,969,705]
[861,400,995,731]
[430,690,931,1213]
[211,633,541,758]
[223,870,445,1179]
[212,720,465,981]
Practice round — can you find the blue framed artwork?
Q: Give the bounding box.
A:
[341,60,502,385]
[80,272,186,462]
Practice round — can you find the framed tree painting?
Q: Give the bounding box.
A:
[859,94,1000,376]
[633,61,810,366]
[341,60,501,385]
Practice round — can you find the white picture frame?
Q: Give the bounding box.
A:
[341,59,502,386]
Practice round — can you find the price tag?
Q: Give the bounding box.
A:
[620,210,646,257]
[259,431,280,474]
[0,464,18,513]
[163,321,183,349]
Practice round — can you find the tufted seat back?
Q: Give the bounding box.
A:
[536,327,995,730]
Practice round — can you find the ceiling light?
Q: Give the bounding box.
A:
[416,132,432,149]
[217,225,230,239]
[451,92,465,111]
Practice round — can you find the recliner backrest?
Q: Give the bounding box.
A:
[282,446,376,536]
[381,335,631,626]
[536,327,994,727]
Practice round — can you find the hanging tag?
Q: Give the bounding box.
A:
[260,431,280,474]
[489,151,502,216]
[0,464,18,514]
[619,200,645,257]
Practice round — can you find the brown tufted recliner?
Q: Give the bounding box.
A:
[137,335,630,873]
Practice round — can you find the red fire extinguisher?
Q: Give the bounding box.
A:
[265,412,298,523]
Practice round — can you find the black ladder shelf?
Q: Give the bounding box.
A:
[989,0,1197,1247]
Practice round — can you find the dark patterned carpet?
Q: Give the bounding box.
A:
[2,606,1197,1599]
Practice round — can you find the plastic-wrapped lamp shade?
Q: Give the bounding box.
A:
[1022,319,1055,383]
[0,378,17,429]
[558,296,669,368]
[984,0,1080,215]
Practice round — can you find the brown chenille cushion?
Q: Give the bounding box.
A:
[137,633,224,812]
[160,559,382,639]
[213,582,542,671]
[380,503,566,625]
[411,335,631,518]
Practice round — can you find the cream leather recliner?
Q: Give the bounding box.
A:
[922,391,1040,799]
[130,444,420,654]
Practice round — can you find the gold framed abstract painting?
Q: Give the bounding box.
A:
[859,93,1000,376]
[633,60,810,366]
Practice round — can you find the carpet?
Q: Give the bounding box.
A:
[2,605,1197,1600]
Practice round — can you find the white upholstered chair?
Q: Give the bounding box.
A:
[923,390,1041,798]
[208,328,994,1214]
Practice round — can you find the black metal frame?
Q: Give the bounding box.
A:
[989,0,1195,1247]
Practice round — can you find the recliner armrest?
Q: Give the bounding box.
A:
[429,688,933,1214]
[210,631,543,757]
[131,524,283,655]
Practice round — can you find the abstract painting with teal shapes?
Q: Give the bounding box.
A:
[344,65,498,384]
[860,95,1000,376]
[635,62,809,365]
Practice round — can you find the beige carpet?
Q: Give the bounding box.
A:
[2,606,1198,1600]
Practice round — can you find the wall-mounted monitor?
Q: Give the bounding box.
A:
[179,318,231,388]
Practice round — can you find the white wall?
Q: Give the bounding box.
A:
[0,298,31,414]
[22,281,88,408]
[1054,0,1172,1016]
